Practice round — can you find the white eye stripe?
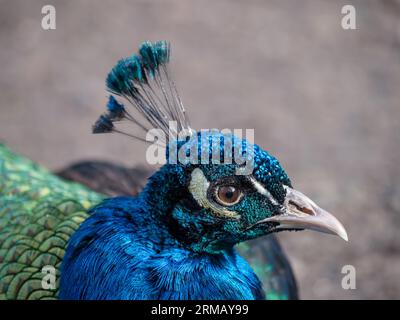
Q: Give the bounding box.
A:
[188,168,241,219]
[248,176,279,206]
[188,168,210,208]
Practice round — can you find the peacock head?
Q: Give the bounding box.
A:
[93,40,348,254]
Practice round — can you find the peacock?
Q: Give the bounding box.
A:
[0,41,347,300]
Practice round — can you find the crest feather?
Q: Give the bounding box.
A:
[93,40,191,145]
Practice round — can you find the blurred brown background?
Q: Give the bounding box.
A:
[1,0,399,299]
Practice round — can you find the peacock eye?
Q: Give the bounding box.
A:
[215,185,242,206]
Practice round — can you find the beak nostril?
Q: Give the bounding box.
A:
[288,200,314,216]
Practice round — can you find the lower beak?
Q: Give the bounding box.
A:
[256,186,348,241]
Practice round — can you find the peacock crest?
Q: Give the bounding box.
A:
[92,41,191,145]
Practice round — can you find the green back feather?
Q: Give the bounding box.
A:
[0,144,104,299]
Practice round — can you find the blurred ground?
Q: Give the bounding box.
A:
[0,0,399,299]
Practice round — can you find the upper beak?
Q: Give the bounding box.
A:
[256,186,348,241]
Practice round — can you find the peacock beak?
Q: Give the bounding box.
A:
[256,186,348,241]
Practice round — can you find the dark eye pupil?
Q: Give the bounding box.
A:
[225,191,234,199]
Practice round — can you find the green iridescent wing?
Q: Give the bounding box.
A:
[237,236,298,300]
[0,144,104,299]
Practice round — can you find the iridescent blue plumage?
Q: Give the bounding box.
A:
[60,131,291,299]
[60,40,347,300]
[60,193,263,299]
[106,95,125,120]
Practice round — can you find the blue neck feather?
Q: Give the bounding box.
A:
[59,166,264,299]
